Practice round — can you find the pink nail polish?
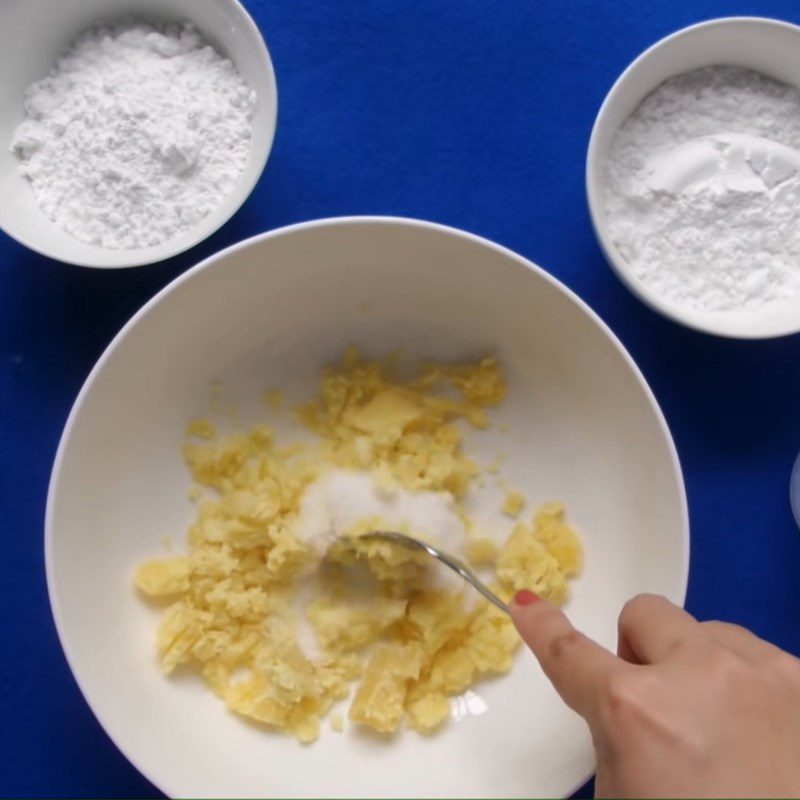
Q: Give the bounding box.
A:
[513,589,540,606]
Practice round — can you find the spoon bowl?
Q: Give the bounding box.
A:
[359,531,510,614]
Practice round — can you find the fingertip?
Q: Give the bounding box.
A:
[512,589,541,607]
[509,589,552,635]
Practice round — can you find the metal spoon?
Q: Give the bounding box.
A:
[359,530,509,614]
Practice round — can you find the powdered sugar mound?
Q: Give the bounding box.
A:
[11,22,255,250]
[604,66,800,311]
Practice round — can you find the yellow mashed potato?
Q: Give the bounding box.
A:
[134,349,582,743]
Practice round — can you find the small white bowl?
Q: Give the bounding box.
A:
[46,216,688,798]
[0,0,277,268]
[791,451,800,530]
[587,17,800,339]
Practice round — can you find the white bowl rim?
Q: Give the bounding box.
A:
[45,214,690,798]
[586,15,800,340]
[1,0,278,270]
[790,449,800,531]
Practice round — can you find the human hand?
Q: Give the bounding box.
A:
[510,591,800,799]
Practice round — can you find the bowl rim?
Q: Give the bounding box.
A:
[790,450,800,531]
[0,0,278,270]
[44,215,690,798]
[586,15,800,340]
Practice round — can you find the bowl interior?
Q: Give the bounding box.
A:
[588,17,800,338]
[47,219,688,798]
[0,0,276,268]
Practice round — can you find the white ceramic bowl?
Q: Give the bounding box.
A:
[587,17,800,339]
[46,217,689,798]
[0,0,276,268]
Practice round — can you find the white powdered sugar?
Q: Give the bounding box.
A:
[604,66,800,311]
[11,22,255,250]
[296,468,468,560]
[295,468,470,593]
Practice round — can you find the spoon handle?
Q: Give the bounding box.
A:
[435,549,510,614]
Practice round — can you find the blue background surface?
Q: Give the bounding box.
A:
[2,0,800,796]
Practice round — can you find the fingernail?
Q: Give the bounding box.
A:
[513,589,540,606]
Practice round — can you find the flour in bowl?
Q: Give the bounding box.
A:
[604,66,800,311]
[11,22,255,249]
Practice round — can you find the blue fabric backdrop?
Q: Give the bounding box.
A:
[2,0,799,796]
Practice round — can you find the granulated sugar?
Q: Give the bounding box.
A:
[11,22,255,250]
[604,66,800,311]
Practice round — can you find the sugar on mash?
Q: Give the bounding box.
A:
[135,349,582,742]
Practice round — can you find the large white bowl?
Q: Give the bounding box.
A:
[587,17,800,339]
[46,217,689,798]
[0,0,277,268]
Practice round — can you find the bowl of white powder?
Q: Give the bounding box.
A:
[0,0,277,268]
[588,17,800,338]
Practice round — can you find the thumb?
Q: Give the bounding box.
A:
[510,589,622,719]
